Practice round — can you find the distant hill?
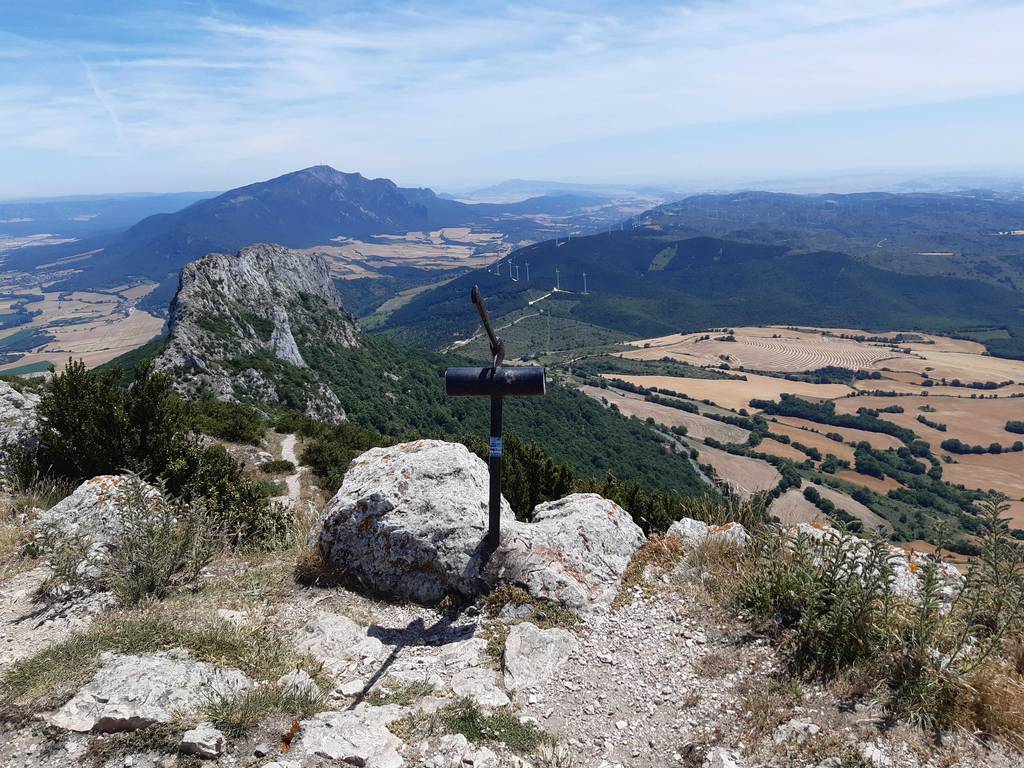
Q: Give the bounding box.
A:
[461,178,676,202]
[5,166,623,294]
[382,230,1024,359]
[644,191,1024,292]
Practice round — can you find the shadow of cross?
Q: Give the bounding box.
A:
[345,614,478,710]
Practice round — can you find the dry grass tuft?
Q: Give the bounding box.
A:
[293,546,348,588]
[967,661,1024,750]
[614,533,688,607]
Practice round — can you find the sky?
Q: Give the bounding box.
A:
[2,0,1024,198]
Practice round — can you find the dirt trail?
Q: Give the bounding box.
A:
[277,433,303,505]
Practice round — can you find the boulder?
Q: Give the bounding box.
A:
[317,440,513,603]
[773,718,821,744]
[487,493,645,613]
[49,649,253,733]
[179,722,226,758]
[34,474,161,551]
[32,475,163,584]
[503,622,578,692]
[295,707,405,768]
[668,517,750,548]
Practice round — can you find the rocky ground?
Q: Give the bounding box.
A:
[0,432,1020,768]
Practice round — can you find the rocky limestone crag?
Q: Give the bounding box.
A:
[487,493,647,613]
[318,440,515,604]
[155,243,358,422]
[293,706,406,768]
[48,649,253,732]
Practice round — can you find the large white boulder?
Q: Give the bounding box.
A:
[49,649,253,733]
[34,474,161,549]
[317,440,513,603]
[503,621,578,692]
[487,493,646,613]
[32,474,163,584]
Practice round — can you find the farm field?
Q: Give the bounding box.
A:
[580,385,750,442]
[302,227,511,280]
[772,417,905,451]
[602,372,852,411]
[624,326,902,372]
[686,439,780,497]
[765,420,856,463]
[0,281,162,374]
[583,325,1024,539]
[770,490,828,526]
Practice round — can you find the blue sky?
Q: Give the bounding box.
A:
[2,1,1023,197]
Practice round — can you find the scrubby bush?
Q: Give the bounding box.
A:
[733,495,1024,737]
[259,459,296,474]
[104,474,214,604]
[186,399,267,445]
[13,359,289,552]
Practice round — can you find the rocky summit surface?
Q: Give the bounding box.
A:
[155,243,358,420]
[1,440,1020,768]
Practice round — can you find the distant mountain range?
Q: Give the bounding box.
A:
[4,166,614,291]
[0,191,217,238]
[458,178,677,202]
[382,228,1024,360]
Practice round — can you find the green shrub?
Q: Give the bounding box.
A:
[186,399,266,445]
[32,359,185,482]
[734,495,1024,735]
[259,459,295,474]
[105,474,214,605]
[162,442,292,550]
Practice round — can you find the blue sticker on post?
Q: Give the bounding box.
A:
[489,436,502,458]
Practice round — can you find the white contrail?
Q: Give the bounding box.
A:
[81,57,125,142]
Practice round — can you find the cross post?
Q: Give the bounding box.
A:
[444,286,546,549]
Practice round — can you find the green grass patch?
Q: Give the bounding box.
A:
[202,682,327,733]
[0,613,323,709]
[439,698,549,754]
[366,680,436,707]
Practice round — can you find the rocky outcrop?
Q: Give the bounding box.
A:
[315,443,646,612]
[487,494,646,613]
[0,380,39,443]
[49,649,253,732]
[668,517,751,548]
[155,243,358,421]
[318,440,514,604]
[294,706,405,768]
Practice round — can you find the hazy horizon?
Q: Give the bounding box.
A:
[3,1,1024,198]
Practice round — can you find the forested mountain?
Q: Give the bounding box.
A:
[382,230,1024,358]
[644,191,1024,291]
[144,243,706,496]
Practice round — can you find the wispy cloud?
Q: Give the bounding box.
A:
[1,1,1023,196]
